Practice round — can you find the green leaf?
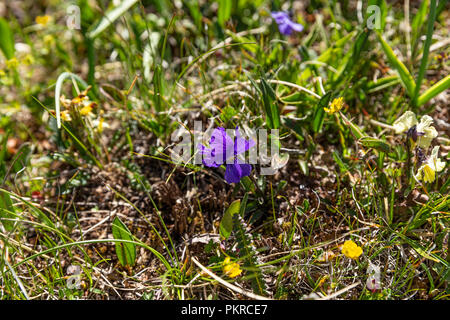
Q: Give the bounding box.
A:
[333,30,370,86]
[0,190,16,231]
[220,105,237,123]
[185,0,202,30]
[0,18,15,59]
[413,0,437,106]
[339,112,365,139]
[411,0,429,54]
[239,193,248,217]
[0,131,9,179]
[233,214,267,295]
[359,137,391,153]
[87,0,139,39]
[220,199,240,239]
[376,32,416,97]
[153,64,164,112]
[312,91,332,133]
[332,151,349,173]
[259,75,280,129]
[218,0,232,27]
[112,216,136,267]
[417,75,450,107]
[11,143,32,174]
[240,176,255,193]
[366,75,400,92]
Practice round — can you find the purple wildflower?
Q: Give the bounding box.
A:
[271,11,304,36]
[198,127,255,184]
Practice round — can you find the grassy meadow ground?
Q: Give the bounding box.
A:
[0,0,449,300]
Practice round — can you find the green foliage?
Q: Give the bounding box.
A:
[218,0,232,28]
[0,18,14,59]
[312,91,331,133]
[87,0,140,39]
[232,214,267,295]
[219,199,240,239]
[112,216,137,267]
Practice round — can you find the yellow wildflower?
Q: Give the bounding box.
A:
[93,117,109,133]
[324,97,345,114]
[35,15,51,26]
[415,146,446,183]
[71,95,86,105]
[22,54,35,66]
[6,57,19,69]
[80,104,94,116]
[341,240,363,260]
[60,110,72,122]
[222,257,242,278]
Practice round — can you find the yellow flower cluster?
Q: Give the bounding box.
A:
[341,240,363,260]
[60,110,72,122]
[57,87,108,133]
[324,97,345,115]
[80,104,94,116]
[222,257,242,278]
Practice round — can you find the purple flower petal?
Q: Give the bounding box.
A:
[278,23,293,36]
[271,11,289,23]
[234,126,256,156]
[288,20,304,32]
[198,143,221,167]
[225,163,252,184]
[271,11,304,36]
[199,127,234,167]
[198,126,255,183]
[209,127,234,160]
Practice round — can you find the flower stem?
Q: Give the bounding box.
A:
[405,137,412,183]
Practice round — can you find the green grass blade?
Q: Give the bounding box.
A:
[259,75,280,130]
[0,191,16,231]
[87,0,139,39]
[412,0,437,106]
[376,32,416,97]
[11,239,171,272]
[333,30,370,86]
[417,74,450,106]
[411,0,429,57]
[0,18,15,59]
[312,91,332,133]
[218,0,232,28]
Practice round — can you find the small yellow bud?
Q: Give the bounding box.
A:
[324,97,345,115]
